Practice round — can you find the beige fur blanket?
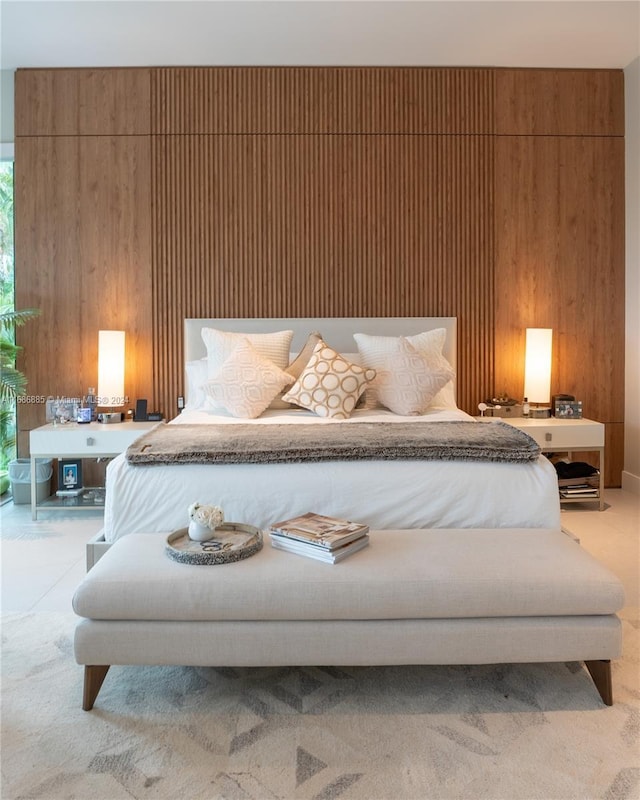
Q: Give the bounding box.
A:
[126,420,540,465]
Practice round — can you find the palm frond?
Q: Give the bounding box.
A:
[0,366,27,402]
[1,337,20,362]
[0,308,40,329]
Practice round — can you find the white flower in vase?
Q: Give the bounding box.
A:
[187,502,224,542]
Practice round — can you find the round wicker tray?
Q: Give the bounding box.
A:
[165,522,263,565]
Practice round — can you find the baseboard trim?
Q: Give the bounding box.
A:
[621,471,640,495]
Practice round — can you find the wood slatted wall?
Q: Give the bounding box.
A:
[150,67,495,417]
[14,66,625,483]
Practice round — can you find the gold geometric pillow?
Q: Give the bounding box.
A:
[269,331,324,410]
[204,340,294,419]
[282,341,376,419]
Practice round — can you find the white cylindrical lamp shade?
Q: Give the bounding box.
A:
[524,328,553,404]
[97,330,125,407]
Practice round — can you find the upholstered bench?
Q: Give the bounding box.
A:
[73,528,624,710]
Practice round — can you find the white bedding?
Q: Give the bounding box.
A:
[103,408,561,542]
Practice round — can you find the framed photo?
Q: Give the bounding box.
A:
[58,459,83,490]
[50,397,81,424]
[555,400,583,419]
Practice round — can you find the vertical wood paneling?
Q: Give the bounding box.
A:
[152,67,494,134]
[151,130,494,417]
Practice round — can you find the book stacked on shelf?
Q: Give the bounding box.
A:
[269,512,370,563]
[558,473,600,498]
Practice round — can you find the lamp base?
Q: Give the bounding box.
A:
[97,412,124,424]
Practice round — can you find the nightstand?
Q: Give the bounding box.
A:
[29,421,159,519]
[499,417,605,511]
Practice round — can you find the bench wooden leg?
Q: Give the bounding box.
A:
[585,660,613,706]
[83,665,110,711]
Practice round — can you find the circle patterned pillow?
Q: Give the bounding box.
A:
[282,342,376,419]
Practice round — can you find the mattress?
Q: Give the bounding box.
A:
[103,408,561,542]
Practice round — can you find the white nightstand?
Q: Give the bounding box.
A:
[497,417,605,511]
[29,421,159,519]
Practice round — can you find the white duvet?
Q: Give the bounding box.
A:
[103,407,561,542]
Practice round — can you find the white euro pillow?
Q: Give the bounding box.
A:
[353,328,457,410]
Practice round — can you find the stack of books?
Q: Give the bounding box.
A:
[558,474,600,499]
[269,512,370,563]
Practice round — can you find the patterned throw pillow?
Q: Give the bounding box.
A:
[375,338,456,415]
[204,340,294,419]
[354,328,456,409]
[269,331,324,410]
[282,341,376,419]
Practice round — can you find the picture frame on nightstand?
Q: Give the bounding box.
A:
[57,459,83,495]
[555,401,583,418]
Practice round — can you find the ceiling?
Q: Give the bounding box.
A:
[1,0,639,71]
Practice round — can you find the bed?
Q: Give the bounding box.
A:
[98,317,561,550]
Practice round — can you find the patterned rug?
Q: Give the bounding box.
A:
[1,611,638,800]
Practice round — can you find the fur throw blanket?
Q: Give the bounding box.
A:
[126,420,541,466]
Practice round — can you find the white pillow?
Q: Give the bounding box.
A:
[201,327,294,378]
[354,329,456,409]
[204,340,294,419]
[184,358,208,410]
[282,341,376,419]
[375,338,456,415]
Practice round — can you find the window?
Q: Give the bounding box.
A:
[1,160,15,481]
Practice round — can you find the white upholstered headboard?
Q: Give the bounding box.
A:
[184,317,457,399]
[186,317,456,366]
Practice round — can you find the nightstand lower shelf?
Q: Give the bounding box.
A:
[37,487,106,512]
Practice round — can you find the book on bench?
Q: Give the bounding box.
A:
[269,512,370,562]
[269,512,369,549]
[270,533,370,563]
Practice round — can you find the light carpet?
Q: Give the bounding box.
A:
[1,610,638,800]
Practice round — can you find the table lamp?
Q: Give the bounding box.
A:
[524,328,552,416]
[97,330,125,423]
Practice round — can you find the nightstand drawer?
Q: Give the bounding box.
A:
[30,422,157,457]
[502,418,604,450]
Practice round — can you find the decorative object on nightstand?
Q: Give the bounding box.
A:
[524,328,553,418]
[480,394,523,418]
[57,458,83,496]
[555,400,583,419]
[97,330,126,423]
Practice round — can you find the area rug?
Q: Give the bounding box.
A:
[1,611,638,800]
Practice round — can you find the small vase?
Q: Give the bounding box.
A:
[188,520,215,542]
